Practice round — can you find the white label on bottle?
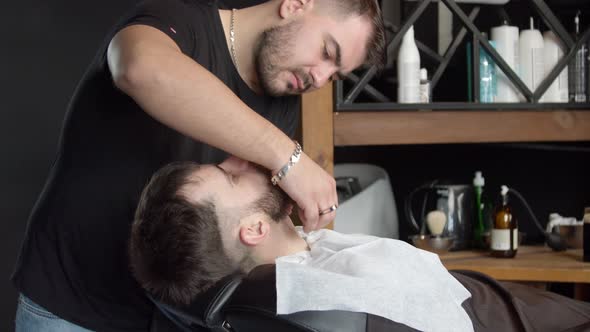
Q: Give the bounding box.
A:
[491,229,518,251]
[532,48,544,89]
[400,65,420,103]
[513,40,519,73]
[559,66,568,102]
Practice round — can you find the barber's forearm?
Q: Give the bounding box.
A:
[109,28,294,171]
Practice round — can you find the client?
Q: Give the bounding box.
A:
[129,158,590,332]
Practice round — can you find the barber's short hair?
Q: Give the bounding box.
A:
[129,162,238,305]
[320,0,386,69]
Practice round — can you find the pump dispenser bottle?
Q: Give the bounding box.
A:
[419,68,431,103]
[519,17,544,101]
[491,21,520,102]
[541,31,569,102]
[569,12,587,102]
[491,186,518,258]
[398,26,421,103]
[473,171,486,248]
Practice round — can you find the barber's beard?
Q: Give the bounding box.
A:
[255,21,312,96]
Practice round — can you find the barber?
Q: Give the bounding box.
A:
[12,0,385,330]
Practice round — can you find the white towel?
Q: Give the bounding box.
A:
[276,228,473,332]
[546,213,583,233]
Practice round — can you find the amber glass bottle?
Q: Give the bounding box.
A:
[490,186,518,258]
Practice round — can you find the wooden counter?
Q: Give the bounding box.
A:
[440,246,590,300]
[439,245,590,283]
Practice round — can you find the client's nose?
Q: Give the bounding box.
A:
[219,156,251,174]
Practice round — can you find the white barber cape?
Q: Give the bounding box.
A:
[275,228,473,332]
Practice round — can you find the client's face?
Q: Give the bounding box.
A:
[184,157,307,266]
[188,157,293,224]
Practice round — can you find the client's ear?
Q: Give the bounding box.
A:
[239,218,270,246]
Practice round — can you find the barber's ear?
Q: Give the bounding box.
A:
[279,0,314,19]
[239,220,270,246]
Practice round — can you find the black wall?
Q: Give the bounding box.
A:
[1,1,138,330]
[1,0,589,331]
[0,0,265,330]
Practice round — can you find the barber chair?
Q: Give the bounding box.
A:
[149,264,418,332]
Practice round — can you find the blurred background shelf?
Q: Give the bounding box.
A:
[333,110,590,146]
[337,102,590,111]
[338,0,590,109]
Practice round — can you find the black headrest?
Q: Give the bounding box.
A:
[223,265,418,332]
[151,264,418,332]
[149,272,243,331]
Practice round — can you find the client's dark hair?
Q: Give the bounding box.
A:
[129,162,238,305]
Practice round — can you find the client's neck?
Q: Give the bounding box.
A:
[275,218,310,256]
[278,224,309,256]
[250,218,309,268]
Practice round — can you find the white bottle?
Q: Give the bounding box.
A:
[541,31,569,102]
[398,26,421,103]
[491,22,520,103]
[419,68,431,103]
[569,12,587,102]
[519,17,544,101]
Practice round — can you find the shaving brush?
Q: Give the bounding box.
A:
[426,210,447,237]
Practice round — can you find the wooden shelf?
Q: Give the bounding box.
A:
[301,85,590,175]
[334,110,590,146]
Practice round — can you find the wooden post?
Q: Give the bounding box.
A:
[301,84,334,175]
[301,84,335,229]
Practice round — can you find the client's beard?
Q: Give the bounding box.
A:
[251,184,292,222]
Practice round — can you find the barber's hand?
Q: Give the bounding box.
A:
[276,152,338,233]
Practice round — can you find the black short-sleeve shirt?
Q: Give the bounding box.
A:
[11,0,300,330]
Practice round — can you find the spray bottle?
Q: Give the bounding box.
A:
[398,26,421,103]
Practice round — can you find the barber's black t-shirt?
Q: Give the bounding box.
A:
[11,0,300,330]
